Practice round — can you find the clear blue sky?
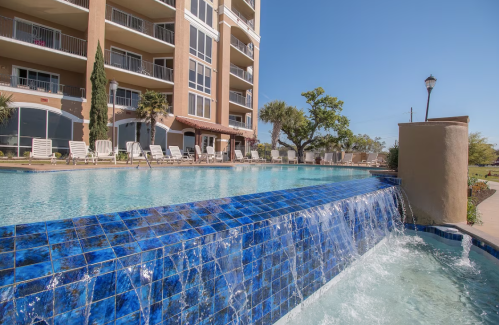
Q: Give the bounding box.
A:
[257,0,499,149]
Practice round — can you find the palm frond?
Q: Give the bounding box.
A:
[0,93,14,125]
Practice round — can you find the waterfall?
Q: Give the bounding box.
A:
[458,234,473,267]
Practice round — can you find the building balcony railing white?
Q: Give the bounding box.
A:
[0,16,87,57]
[229,119,251,129]
[242,0,255,10]
[232,8,254,30]
[0,74,85,98]
[229,91,252,109]
[159,0,176,7]
[105,5,174,45]
[62,0,89,9]
[230,64,253,84]
[231,35,253,59]
[108,95,139,109]
[104,50,174,82]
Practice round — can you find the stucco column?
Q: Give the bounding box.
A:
[217,21,231,127]
[398,117,469,225]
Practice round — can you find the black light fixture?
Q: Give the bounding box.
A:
[109,79,119,152]
[424,74,437,122]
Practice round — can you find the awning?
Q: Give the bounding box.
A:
[175,116,243,136]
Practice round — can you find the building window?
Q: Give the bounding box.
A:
[189,26,212,64]
[201,135,215,153]
[109,87,140,109]
[118,122,167,152]
[188,92,211,119]
[0,107,72,156]
[188,59,211,94]
[14,67,59,94]
[190,0,213,27]
[246,115,252,127]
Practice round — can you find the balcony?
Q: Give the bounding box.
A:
[0,16,87,72]
[0,74,85,99]
[230,35,253,67]
[104,49,174,88]
[111,0,176,19]
[233,0,255,21]
[0,0,89,31]
[232,8,255,31]
[229,91,252,114]
[105,5,175,53]
[230,64,253,90]
[108,95,139,109]
[229,119,252,130]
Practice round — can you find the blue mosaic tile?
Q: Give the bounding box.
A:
[79,235,110,253]
[47,229,78,245]
[0,238,14,253]
[50,241,83,260]
[75,225,104,239]
[84,248,116,265]
[16,222,46,236]
[0,226,14,238]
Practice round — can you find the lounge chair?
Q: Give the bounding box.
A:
[194,145,208,163]
[67,141,94,165]
[149,145,174,164]
[304,152,315,164]
[235,150,250,163]
[288,150,298,164]
[271,150,282,163]
[323,153,334,165]
[29,138,56,165]
[126,142,148,164]
[207,146,223,163]
[338,152,353,165]
[251,151,266,163]
[169,146,193,164]
[94,140,117,165]
[360,153,379,167]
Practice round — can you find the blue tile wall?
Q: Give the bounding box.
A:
[0,178,399,325]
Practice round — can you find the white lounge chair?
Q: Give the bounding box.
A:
[235,150,250,163]
[67,141,94,165]
[29,138,56,165]
[288,150,298,164]
[169,146,193,164]
[323,153,334,165]
[194,145,208,163]
[304,152,315,164]
[94,140,117,165]
[126,142,148,164]
[207,146,223,163]
[271,150,282,164]
[338,152,353,165]
[149,145,174,164]
[361,153,379,167]
[251,151,266,163]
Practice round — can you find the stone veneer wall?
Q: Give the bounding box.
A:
[0,178,398,325]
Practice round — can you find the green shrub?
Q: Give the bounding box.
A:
[468,176,479,187]
[0,151,3,157]
[55,152,62,159]
[386,144,399,170]
[467,197,483,226]
[6,151,14,159]
[117,152,128,161]
[23,151,30,158]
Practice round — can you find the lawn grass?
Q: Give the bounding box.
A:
[468,166,499,182]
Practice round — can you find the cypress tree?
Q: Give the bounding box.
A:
[89,41,108,150]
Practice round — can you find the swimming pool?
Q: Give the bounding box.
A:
[280,231,499,325]
[0,165,370,226]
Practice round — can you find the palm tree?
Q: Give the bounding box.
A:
[0,93,14,125]
[259,100,290,150]
[136,90,168,146]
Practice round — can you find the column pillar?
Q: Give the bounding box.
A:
[230,135,235,162]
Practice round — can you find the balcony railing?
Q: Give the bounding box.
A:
[232,8,254,30]
[0,16,87,57]
[229,119,252,129]
[242,0,255,10]
[231,35,253,59]
[166,106,173,114]
[229,91,252,109]
[105,5,174,45]
[230,64,253,84]
[62,0,89,9]
[0,74,85,98]
[104,50,174,82]
[159,0,176,7]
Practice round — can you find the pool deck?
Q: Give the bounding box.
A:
[0,162,386,172]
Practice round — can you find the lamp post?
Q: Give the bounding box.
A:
[424,74,437,122]
[109,79,119,153]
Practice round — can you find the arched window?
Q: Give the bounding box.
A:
[0,107,72,157]
[117,122,167,152]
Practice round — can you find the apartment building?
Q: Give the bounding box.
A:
[0,0,260,158]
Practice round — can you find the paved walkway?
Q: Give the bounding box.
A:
[474,181,499,239]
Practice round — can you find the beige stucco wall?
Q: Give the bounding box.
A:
[398,120,469,225]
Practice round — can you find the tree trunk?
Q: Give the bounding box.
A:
[271,122,282,150]
[150,117,157,147]
[136,122,142,145]
[297,146,305,163]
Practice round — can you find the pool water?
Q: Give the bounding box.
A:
[281,231,499,325]
[0,165,370,226]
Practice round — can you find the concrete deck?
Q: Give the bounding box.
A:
[474,181,499,239]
